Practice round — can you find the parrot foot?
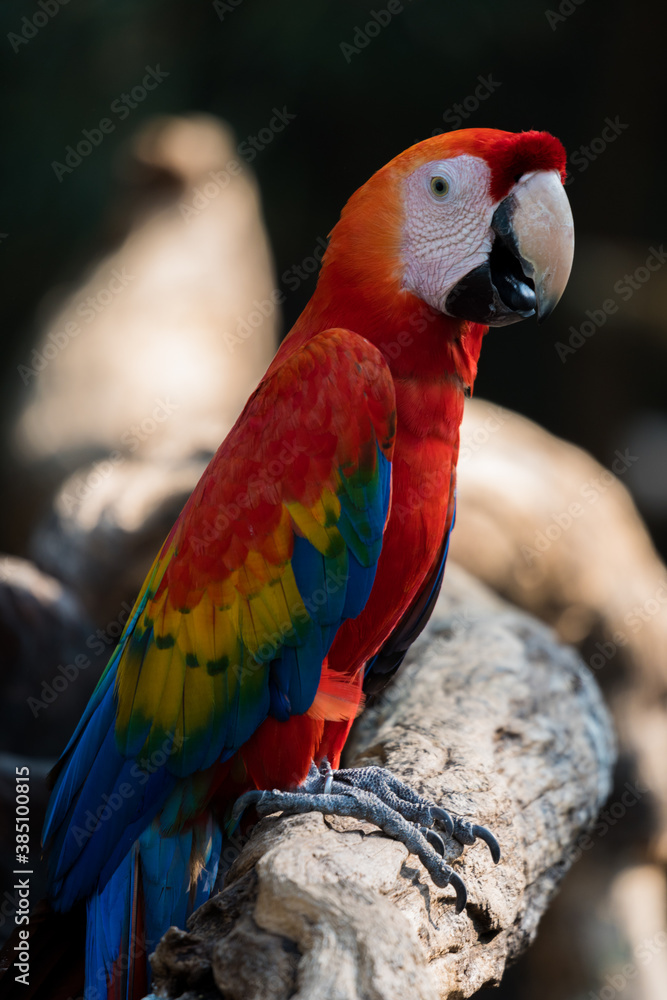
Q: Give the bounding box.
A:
[232,760,499,913]
[320,761,500,864]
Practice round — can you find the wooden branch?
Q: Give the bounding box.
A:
[150,565,615,1000]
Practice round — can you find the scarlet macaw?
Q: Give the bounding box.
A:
[39,128,573,999]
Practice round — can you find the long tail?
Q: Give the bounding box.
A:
[85,813,222,999]
[85,841,146,1000]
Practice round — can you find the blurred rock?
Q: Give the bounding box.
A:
[8,113,279,548]
[0,556,99,945]
[0,555,95,758]
[454,398,666,693]
[31,455,207,624]
[624,409,667,521]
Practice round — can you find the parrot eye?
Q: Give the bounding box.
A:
[429,175,450,199]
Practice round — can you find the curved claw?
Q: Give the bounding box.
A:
[319,758,334,794]
[422,827,446,857]
[231,789,264,824]
[472,824,501,865]
[431,806,454,838]
[449,870,468,913]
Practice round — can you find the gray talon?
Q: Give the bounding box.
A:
[449,870,468,913]
[452,818,476,845]
[422,826,446,856]
[231,789,264,824]
[472,823,501,864]
[431,806,454,837]
[452,817,500,862]
[319,757,334,794]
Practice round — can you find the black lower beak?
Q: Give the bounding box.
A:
[445,201,536,327]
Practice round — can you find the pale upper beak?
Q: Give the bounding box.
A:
[445,169,575,327]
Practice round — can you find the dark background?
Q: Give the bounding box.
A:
[1,0,666,557]
[0,1,665,996]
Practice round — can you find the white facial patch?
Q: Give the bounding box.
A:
[401,155,495,313]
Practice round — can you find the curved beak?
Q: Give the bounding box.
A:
[499,170,575,322]
[445,169,574,327]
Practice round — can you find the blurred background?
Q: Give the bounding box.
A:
[0,1,665,998]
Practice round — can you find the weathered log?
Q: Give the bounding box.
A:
[149,565,615,1000]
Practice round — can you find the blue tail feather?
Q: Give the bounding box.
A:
[84,813,222,999]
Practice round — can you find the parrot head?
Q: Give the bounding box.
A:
[321,128,574,332]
